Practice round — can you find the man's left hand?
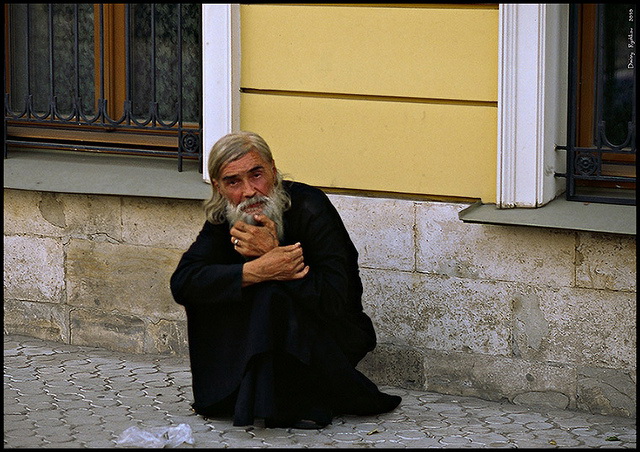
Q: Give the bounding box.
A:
[231,214,279,258]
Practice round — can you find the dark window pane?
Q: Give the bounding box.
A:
[130,4,200,123]
[600,4,635,146]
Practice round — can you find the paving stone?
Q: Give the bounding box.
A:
[4,424,39,437]
[484,415,514,424]
[6,374,39,382]
[525,421,555,430]
[87,397,121,408]
[464,425,494,434]
[500,439,542,448]
[4,436,48,448]
[466,432,510,444]
[4,412,30,423]
[399,428,439,441]
[439,434,474,446]
[63,414,105,427]
[368,439,409,448]
[82,439,119,448]
[36,429,76,444]
[69,429,111,444]
[507,412,549,424]
[492,422,537,434]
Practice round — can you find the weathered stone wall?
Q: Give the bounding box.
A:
[3,188,636,417]
[3,190,199,355]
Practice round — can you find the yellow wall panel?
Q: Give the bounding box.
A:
[241,5,498,102]
[241,93,497,202]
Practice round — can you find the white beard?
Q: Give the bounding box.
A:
[224,185,287,241]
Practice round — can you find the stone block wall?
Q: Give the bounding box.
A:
[3,190,198,355]
[3,188,636,417]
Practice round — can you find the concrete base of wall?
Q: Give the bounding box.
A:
[357,341,636,418]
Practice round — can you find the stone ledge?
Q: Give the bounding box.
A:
[459,198,636,236]
[3,149,211,200]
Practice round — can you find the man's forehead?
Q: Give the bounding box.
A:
[220,151,271,177]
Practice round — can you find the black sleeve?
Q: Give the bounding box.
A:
[281,187,364,319]
[170,221,244,307]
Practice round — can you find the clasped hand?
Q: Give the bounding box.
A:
[230,214,279,258]
[233,214,310,286]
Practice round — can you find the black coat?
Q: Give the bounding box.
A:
[170,181,399,425]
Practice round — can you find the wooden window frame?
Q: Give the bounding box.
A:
[4,4,202,159]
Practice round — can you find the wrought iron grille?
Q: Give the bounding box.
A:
[3,4,202,172]
[563,4,636,205]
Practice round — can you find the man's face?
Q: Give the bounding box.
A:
[215,150,277,214]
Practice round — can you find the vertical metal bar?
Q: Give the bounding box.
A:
[566,4,579,201]
[3,6,9,158]
[99,4,105,124]
[630,5,636,152]
[74,4,80,121]
[125,4,131,125]
[151,4,157,126]
[48,4,55,120]
[595,4,605,153]
[177,4,183,171]
[25,4,32,117]
[198,5,203,172]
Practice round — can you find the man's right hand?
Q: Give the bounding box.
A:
[241,242,310,287]
[231,214,279,258]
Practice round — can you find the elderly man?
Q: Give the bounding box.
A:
[170,131,401,429]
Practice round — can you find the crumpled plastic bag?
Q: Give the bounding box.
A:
[116,423,194,448]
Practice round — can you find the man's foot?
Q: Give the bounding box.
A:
[265,418,329,430]
[291,419,328,430]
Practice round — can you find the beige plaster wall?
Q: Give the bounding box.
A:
[239,4,499,202]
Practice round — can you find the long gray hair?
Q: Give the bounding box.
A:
[203,131,290,224]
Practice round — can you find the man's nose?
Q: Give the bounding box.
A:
[240,179,257,198]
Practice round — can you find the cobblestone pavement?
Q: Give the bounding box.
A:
[4,334,636,449]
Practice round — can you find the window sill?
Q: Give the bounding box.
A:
[459,197,636,236]
[3,149,211,200]
[5,149,636,236]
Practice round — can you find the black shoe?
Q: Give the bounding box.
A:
[291,419,328,430]
[265,418,329,429]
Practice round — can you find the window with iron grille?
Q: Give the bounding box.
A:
[563,3,636,205]
[4,4,202,172]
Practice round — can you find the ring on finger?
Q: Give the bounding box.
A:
[234,238,240,246]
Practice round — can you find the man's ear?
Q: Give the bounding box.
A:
[212,179,221,193]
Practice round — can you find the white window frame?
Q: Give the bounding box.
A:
[201,4,240,182]
[497,3,569,208]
